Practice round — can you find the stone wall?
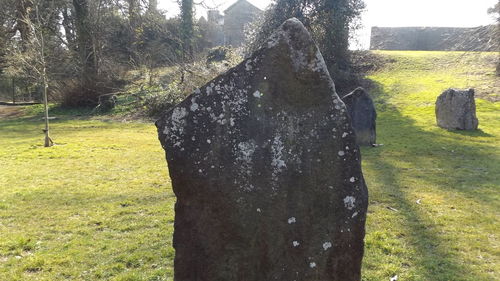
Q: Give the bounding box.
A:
[370,26,499,51]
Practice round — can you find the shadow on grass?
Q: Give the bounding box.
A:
[446,128,494,138]
[0,118,113,141]
[363,82,498,280]
[0,104,116,126]
[0,105,94,128]
[0,113,151,142]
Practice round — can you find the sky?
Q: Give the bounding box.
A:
[158,0,499,49]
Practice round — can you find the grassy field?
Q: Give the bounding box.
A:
[0,116,174,280]
[362,51,499,280]
[0,51,499,280]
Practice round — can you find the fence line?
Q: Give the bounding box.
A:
[0,76,42,104]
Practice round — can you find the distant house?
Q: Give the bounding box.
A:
[204,0,262,48]
[223,0,262,46]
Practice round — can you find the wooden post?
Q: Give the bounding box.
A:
[12,77,15,104]
[42,74,52,147]
[26,84,31,102]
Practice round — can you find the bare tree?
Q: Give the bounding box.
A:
[35,5,53,147]
[6,1,55,146]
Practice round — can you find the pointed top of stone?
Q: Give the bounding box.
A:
[265,17,334,86]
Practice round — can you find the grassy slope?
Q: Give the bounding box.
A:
[0,51,498,280]
[361,51,499,281]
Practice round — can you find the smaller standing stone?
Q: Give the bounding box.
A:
[435,88,478,130]
[342,87,377,146]
[98,94,117,111]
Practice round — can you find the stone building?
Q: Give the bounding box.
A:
[204,0,262,47]
[223,0,262,46]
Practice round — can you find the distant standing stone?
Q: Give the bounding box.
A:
[98,94,117,111]
[156,18,368,281]
[435,88,478,130]
[342,87,377,146]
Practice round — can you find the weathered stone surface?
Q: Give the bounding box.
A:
[156,18,368,281]
[435,88,478,130]
[342,87,376,146]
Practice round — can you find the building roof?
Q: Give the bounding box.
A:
[224,0,261,13]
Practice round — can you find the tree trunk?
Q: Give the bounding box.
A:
[128,0,140,63]
[180,0,194,60]
[16,0,33,51]
[72,0,97,97]
[42,64,52,147]
[11,77,15,104]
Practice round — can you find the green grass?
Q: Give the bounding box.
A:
[0,116,174,280]
[0,51,499,280]
[361,51,499,281]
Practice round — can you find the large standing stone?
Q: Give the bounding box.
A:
[341,87,377,146]
[156,18,368,281]
[435,88,478,130]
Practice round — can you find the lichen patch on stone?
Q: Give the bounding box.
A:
[236,141,257,163]
[271,135,287,177]
[343,196,356,210]
[190,101,199,112]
